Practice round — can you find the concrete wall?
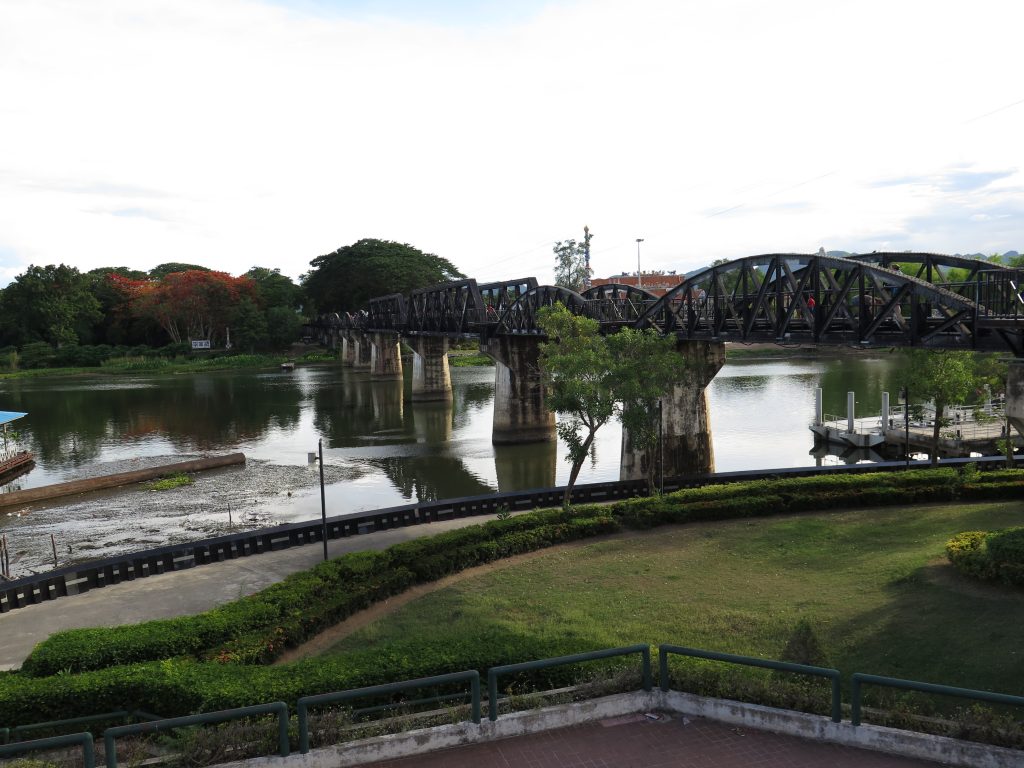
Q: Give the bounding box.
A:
[222,690,1022,768]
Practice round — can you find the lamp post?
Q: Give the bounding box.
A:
[636,238,644,288]
[902,386,910,469]
[309,439,329,561]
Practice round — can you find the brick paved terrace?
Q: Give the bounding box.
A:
[365,714,942,767]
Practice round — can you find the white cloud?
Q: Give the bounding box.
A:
[1,0,1023,290]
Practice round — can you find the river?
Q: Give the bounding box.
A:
[0,352,908,576]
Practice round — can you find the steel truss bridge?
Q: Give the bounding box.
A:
[311,253,1024,355]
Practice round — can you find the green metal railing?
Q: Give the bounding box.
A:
[8,643,1024,761]
[297,671,481,753]
[487,644,652,722]
[102,702,289,768]
[659,644,842,723]
[7,709,163,742]
[0,732,95,768]
[850,672,1024,726]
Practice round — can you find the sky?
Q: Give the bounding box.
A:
[2,0,1023,289]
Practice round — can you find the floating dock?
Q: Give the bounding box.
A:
[809,389,1019,457]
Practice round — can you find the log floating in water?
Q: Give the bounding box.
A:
[0,453,245,510]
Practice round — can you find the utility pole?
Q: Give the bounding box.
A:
[636,238,644,288]
[583,225,593,289]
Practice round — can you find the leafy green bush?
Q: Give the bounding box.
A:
[986,527,1024,565]
[946,528,1024,586]
[22,511,618,677]
[18,342,55,369]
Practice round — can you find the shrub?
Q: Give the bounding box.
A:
[946,528,1024,586]
[779,618,829,668]
[18,342,55,369]
[22,512,619,677]
[986,527,1024,565]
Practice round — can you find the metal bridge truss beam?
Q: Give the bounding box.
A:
[406,279,485,336]
[636,254,1015,351]
[366,294,407,332]
[311,253,1022,355]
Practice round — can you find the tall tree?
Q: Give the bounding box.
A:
[245,267,303,311]
[85,267,153,346]
[538,303,617,507]
[132,270,257,346]
[608,328,688,490]
[302,239,464,313]
[538,302,687,501]
[900,350,977,465]
[244,267,304,350]
[553,239,588,292]
[149,263,212,279]
[0,264,101,347]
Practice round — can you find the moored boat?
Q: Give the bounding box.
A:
[0,412,33,485]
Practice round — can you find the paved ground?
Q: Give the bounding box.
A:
[366,715,942,768]
[0,514,503,670]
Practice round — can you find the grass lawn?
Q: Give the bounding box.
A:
[322,500,1024,695]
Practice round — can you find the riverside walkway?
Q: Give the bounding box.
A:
[0,514,496,671]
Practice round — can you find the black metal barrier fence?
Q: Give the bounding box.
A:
[0,454,1014,613]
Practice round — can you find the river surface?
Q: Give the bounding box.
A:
[0,353,907,576]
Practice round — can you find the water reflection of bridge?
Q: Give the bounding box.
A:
[308,253,1024,480]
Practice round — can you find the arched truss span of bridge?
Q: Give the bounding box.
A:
[313,253,1024,356]
[306,253,1024,477]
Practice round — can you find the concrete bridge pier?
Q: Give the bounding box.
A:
[409,336,452,401]
[481,336,556,444]
[620,341,726,481]
[369,333,403,379]
[1006,360,1024,438]
[352,332,372,370]
[340,333,357,366]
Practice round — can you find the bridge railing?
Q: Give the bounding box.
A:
[976,269,1024,318]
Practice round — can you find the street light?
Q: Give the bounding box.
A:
[901,386,910,469]
[309,439,329,561]
[636,238,644,288]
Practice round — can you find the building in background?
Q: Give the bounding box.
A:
[589,271,685,297]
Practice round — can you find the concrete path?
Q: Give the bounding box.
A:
[366,715,942,768]
[0,514,503,670]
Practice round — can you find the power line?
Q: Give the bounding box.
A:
[964,96,1024,125]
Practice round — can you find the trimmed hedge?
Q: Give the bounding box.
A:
[22,509,618,677]
[9,465,1024,726]
[947,526,1024,586]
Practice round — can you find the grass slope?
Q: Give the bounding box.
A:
[323,501,1024,694]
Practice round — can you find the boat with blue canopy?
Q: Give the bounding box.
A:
[0,412,33,484]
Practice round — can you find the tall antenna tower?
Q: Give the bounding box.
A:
[583,225,593,289]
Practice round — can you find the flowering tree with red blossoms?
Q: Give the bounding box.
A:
[111,270,257,347]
